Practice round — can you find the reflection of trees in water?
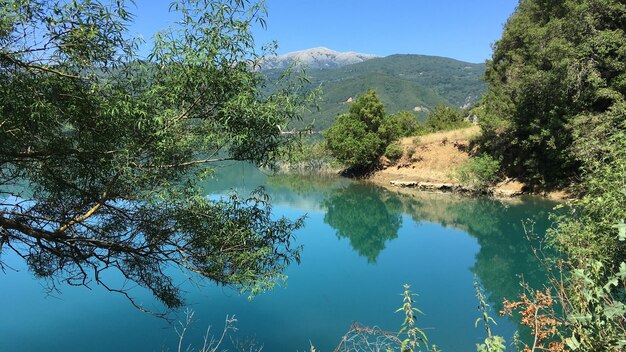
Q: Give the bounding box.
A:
[449,198,555,305]
[395,191,556,308]
[317,182,557,303]
[391,191,558,342]
[320,183,558,339]
[322,184,402,263]
[266,175,558,337]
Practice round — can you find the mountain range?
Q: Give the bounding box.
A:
[262,48,487,130]
[259,47,378,70]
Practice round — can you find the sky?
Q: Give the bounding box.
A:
[130,0,519,64]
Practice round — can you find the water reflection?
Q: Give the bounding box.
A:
[392,191,555,309]
[266,176,557,332]
[322,184,402,263]
[1,168,560,352]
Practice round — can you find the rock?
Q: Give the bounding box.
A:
[492,188,524,197]
[390,180,419,188]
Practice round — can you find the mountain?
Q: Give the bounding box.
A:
[259,47,378,70]
[263,51,487,131]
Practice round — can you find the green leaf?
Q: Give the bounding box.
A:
[566,336,580,351]
[612,219,626,241]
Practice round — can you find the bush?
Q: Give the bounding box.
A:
[387,111,423,137]
[457,154,500,189]
[384,144,404,161]
[425,105,470,132]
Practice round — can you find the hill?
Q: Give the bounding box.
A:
[264,53,487,130]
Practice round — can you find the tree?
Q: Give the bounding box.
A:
[478,1,626,348]
[0,0,306,313]
[478,0,626,185]
[325,89,399,171]
[424,104,469,132]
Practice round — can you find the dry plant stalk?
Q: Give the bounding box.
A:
[501,288,568,352]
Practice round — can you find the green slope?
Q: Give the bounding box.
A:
[265,54,487,131]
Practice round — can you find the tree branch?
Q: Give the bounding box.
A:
[56,192,108,233]
[1,53,81,79]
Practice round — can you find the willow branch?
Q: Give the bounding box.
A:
[56,192,108,233]
[1,53,81,79]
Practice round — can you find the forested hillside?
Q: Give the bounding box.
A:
[265,54,486,130]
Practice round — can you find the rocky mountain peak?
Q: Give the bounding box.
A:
[259,47,379,70]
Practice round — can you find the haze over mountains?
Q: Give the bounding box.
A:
[262,48,487,130]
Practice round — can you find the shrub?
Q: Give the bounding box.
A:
[425,105,470,132]
[325,89,403,172]
[457,154,500,189]
[388,111,422,137]
[384,144,404,161]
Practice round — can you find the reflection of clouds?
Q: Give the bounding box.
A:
[271,197,325,212]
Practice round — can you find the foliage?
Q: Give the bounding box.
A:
[478,0,626,350]
[390,111,424,137]
[325,89,400,171]
[384,144,404,162]
[333,285,438,352]
[277,138,338,173]
[397,284,429,352]
[501,288,567,352]
[0,0,307,313]
[424,105,471,133]
[478,0,626,185]
[474,280,506,352]
[545,129,626,350]
[457,154,501,189]
[263,54,487,131]
[557,260,626,351]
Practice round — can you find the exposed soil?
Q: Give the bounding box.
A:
[368,126,570,200]
[372,126,480,185]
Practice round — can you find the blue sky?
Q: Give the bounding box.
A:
[130,0,519,63]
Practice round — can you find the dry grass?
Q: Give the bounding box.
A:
[372,126,481,184]
[371,125,570,199]
[405,125,481,146]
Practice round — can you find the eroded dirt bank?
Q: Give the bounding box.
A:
[366,126,569,200]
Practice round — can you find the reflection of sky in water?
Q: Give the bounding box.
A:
[0,163,557,352]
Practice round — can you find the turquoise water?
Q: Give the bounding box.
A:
[0,163,557,351]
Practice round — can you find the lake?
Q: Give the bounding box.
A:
[0,163,557,352]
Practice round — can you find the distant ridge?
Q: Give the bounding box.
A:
[261,50,487,130]
[259,47,378,70]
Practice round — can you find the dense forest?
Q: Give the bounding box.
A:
[476,0,626,350]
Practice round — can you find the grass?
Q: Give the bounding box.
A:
[405,126,481,146]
